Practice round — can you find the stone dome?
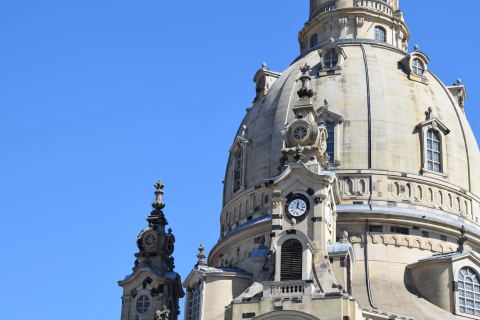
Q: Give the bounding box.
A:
[223,42,480,228]
[187,2,480,320]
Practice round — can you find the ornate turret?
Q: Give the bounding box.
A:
[134,181,176,274]
[300,0,409,53]
[119,181,184,320]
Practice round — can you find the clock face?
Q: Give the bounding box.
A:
[144,234,157,247]
[288,197,309,217]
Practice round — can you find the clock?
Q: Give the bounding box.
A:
[286,194,310,219]
[144,233,157,248]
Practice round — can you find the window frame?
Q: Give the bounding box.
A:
[135,294,151,315]
[426,129,442,173]
[186,281,203,320]
[374,26,387,43]
[412,58,425,76]
[416,112,450,179]
[420,127,448,177]
[274,232,313,282]
[326,122,335,163]
[324,49,339,69]
[280,239,303,281]
[456,267,480,318]
[317,44,347,76]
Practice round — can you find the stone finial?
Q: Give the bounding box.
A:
[152,181,165,210]
[297,64,314,99]
[455,78,463,86]
[425,107,434,120]
[196,244,207,267]
[241,124,247,138]
[262,62,268,70]
[414,44,420,51]
[341,230,349,243]
[457,225,468,253]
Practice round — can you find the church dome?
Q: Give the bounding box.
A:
[185,2,480,320]
[223,39,480,229]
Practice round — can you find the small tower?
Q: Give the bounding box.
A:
[119,181,184,320]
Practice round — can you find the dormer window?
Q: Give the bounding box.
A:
[398,48,430,84]
[375,26,386,42]
[412,58,425,76]
[416,107,450,177]
[324,49,339,69]
[318,43,347,76]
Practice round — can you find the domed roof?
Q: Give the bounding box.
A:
[223,43,480,208]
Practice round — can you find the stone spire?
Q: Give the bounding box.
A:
[119,181,184,320]
[134,181,176,273]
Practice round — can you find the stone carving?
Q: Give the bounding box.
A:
[338,176,369,197]
[457,225,468,253]
[154,306,170,320]
[196,244,207,267]
[297,64,314,99]
[153,181,166,209]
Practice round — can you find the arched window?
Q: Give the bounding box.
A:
[375,26,386,42]
[426,129,442,173]
[233,147,243,192]
[187,282,202,320]
[326,122,335,162]
[309,34,318,49]
[281,239,303,281]
[458,267,480,316]
[412,58,425,76]
[324,49,339,69]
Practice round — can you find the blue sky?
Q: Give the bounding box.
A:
[1,1,479,319]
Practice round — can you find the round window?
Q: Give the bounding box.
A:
[136,295,151,315]
[293,126,308,140]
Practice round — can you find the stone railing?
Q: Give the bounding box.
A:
[263,281,316,298]
[310,1,336,20]
[354,0,393,16]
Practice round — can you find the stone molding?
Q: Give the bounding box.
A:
[350,234,456,253]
